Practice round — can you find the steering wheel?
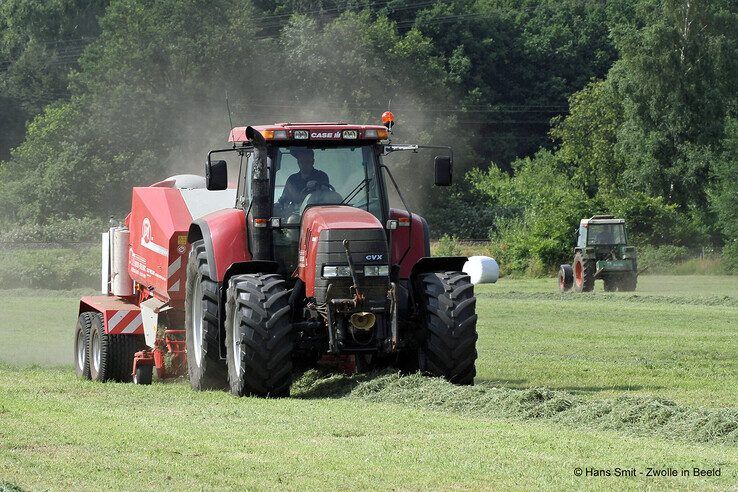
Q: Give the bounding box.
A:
[300,182,336,194]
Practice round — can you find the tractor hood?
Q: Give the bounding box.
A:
[298,205,388,299]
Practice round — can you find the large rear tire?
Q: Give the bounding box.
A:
[417,271,478,385]
[74,312,93,379]
[225,273,293,397]
[185,240,228,390]
[619,273,638,292]
[88,313,145,382]
[573,253,595,293]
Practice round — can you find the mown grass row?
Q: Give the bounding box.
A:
[292,370,738,446]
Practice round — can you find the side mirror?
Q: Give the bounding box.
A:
[206,159,228,191]
[434,156,452,186]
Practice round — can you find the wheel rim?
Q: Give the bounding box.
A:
[558,271,564,289]
[192,279,204,367]
[91,329,101,374]
[232,311,242,378]
[76,328,85,370]
[574,261,583,286]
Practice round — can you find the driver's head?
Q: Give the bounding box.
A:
[292,148,315,174]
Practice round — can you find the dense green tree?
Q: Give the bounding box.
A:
[0,0,108,159]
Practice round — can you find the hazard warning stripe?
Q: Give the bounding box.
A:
[168,255,184,292]
[106,310,143,335]
[168,256,181,278]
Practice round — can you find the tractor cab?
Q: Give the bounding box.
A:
[577,216,627,248]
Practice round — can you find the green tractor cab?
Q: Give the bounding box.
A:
[558,215,638,293]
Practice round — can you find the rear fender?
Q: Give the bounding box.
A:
[187,208,250,281]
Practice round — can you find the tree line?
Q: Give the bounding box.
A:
[0,0,735,272]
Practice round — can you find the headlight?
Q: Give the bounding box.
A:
[364,265,389,277]
[323,265,352,278]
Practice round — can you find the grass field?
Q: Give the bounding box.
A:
[0,275,736,490]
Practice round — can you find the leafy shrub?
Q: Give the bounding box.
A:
[722,241,738,274]
[434,234,462,256]
[476,151,598,275]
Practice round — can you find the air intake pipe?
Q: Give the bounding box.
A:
[245,126,272,261]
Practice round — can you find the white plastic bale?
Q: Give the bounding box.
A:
[462,255,499,284]
[111,228,134,296]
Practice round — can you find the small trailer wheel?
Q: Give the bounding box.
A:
[558,264,574,292]
[133,364,153,385]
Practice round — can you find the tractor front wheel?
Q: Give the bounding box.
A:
[573,253,595,293]
[185,240,228,390]
[416,271,478,385]
[225,273,293,397]
[558,264,574,292]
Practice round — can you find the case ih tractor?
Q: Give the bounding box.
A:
[74,113,479,396]
[558,215,638,293]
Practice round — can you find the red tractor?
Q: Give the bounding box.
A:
[74,114,479,396]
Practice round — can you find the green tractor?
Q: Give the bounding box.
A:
[558,215,638,293]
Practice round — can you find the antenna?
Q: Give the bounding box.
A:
[226,90,235,144]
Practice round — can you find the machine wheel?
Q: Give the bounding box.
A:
[558,264,574,292]
[619,273,638,292]
[88,313,145,382]
[417,271,478,385]
[225,273,293,397]
[185,240,228,390]
[133,364,153,385]
[573,253,595,293]
[74,312,94,379]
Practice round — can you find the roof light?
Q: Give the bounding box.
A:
[294,130,309,140]
[398,217,411,227]
[382,111,394,125]
[261,129,288,140]
[254,218,269,228]
[343,130,358,139]
[377,128,389,139]
[364,129,378,138]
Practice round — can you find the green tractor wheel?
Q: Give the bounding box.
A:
[558,264,573,292]
[603,277,618,292]
[619,273,638,292]
[573,253,595,293]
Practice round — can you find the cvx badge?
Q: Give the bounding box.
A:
[365,254,383,261]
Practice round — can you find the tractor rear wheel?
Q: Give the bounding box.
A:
[185,240,228,390]
[417,271,478,385]
[74,312,94,379]
[558,264,574,292]
[573,253,595,293]
[225,273,293,397]
[603,277,618,292]
[88,313,145,382]
[619,273,638,292]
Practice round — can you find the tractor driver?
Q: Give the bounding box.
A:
[278,147,331,207]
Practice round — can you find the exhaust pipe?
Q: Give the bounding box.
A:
[245,126,272,261]
[349,312,375,331]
